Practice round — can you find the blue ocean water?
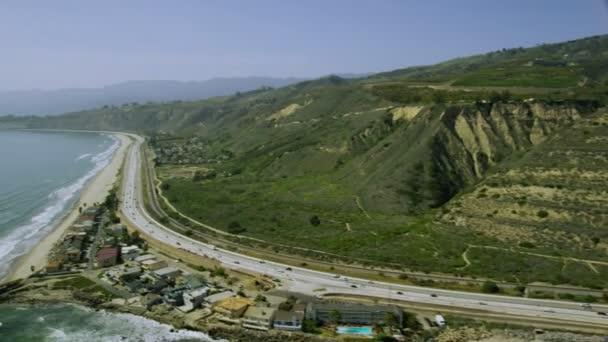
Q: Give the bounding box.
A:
[0,130,118,281]
[0,131,216,341]
[0,304,214,341]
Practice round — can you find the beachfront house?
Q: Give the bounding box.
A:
[273,310,305,331]
[213,297,253,319]
[242,306,276,331]
[96,247,119,267]
[306,303,403,326]
[178,287,210,313]
[204,291,235,306]
[45,260,63,273]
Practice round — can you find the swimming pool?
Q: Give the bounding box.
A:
[336,326,373,335]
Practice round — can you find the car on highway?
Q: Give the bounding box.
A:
[396,291,403,295]
[234,261,240,264]
[286,267,292,271]
[259,260,265,264]
[350,284,358,288]
[598,311,607,316]
[333,275,340,278]
[430,293,437,297]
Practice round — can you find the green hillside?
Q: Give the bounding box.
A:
[4,34,608,288]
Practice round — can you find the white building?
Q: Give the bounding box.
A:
[204,290,235,305]
[121,245,141,261]
[178,286,210,312]
[273,310,304,331]
[134,254,156,263]
[242,306,276,331]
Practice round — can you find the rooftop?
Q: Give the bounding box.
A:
[96,247,119,260]
[216,297,253,311]
[244,306,276,320]
[186,286,209,297]
[123,266,142,274]
[154,266,181,276]
[134,254,156,262]
[141,259,160,265]
[274,310,304,321]
[205,291,235,304]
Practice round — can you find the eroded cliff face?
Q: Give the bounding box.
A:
[355,102,595,213]
[433,102,583,181]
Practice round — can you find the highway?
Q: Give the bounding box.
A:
[119,134,608,331]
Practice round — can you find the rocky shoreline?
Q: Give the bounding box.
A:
[2,282,605,342]
[0,283,333,342]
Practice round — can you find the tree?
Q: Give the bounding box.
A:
[482,280,500,293]
[383,312,399,329]
[537,210,549,218]
[227,221,246,234]
[254,294,267,302]
[329,309,342,324]
[309,215,321,226]
[302,319,318,333]
[431,91,447,104]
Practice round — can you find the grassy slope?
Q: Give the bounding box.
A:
[5,34,608,287]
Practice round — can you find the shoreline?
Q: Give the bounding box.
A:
[7,132,131,281]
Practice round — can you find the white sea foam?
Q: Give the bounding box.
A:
[75,153,92,161]
[0,134,120,281]
[45,305,217,342]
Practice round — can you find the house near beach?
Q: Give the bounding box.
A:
[242,306,276,331]
[96,247,120,267]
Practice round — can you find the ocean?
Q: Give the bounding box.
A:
[0,131,216,341]
[0,130,118,281]
[0,303,213,341]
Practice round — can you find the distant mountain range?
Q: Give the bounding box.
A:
[0,77,306,116]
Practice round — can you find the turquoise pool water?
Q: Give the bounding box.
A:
[336,326,373,335]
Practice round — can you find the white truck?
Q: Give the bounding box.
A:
[434,314,446,327]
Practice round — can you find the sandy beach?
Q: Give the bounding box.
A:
[7,133,132,281]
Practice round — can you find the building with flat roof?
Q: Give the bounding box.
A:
[213,297,253,318]
[154,266,181,280]
[121,245,141,261]
[242,306,276,331]
[273,310,305,331]
[306,303,403,326]
[205,291,235,305]
[178,287,210,313]
[134,254,156,263]
[141,259,167,271]
[96,247,119,267]
[121,266,142,281]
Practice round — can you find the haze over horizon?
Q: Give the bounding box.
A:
[1,0,607,92]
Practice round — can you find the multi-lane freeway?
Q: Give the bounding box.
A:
[119,134,608,331]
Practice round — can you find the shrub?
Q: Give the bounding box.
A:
[519,241,535,249]
[227,221,246,234]
[309,215,321,226]
[537,210,549,218]
[481,280,500,293]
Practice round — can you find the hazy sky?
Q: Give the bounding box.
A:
[1,0,607,91]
